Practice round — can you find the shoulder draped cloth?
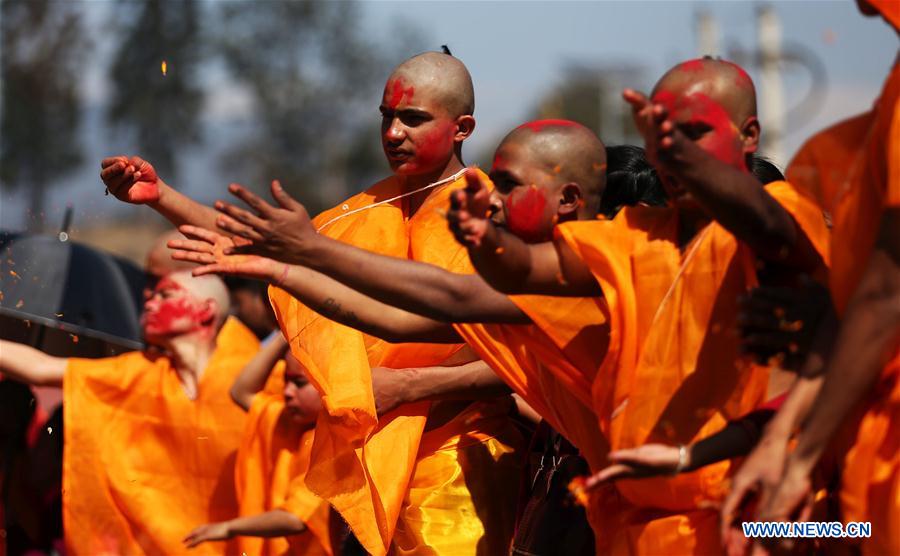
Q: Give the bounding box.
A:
[62,318,257,555]
[234,365,331,556]
[556,181,830,554]
[269,169,521,556]
[821,48,899,555]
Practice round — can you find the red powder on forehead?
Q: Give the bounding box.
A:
[506,186,548,243]
[679,59,706,73]
[518,119,580,133]
[388,78,415,109]
[682,92,747,170]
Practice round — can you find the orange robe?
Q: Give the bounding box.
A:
[820,52,899,555]
[269,170,522,556]
[453,295,622,551]
[556,181,830,554]
[62,318,257,555]
[234,365,331,556]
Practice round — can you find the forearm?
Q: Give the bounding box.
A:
[0,340,65,387]
[302,235,527,323]
[225,510,307,538]
[230,335,288,411]
[790,248,900,471]
[687,409,775,471]
[150,180,222,232]
[402,359,511,404]
[275,265,460,344]
[673,149,806,266]
[468,223,539,294]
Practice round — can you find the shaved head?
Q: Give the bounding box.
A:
[503,120,607,203]
[168,271,231,329]
[652,58,757,125]
[387,51,474,118]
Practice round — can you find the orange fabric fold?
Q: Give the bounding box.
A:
[234,368,332,556]
[556,181,831,553]
[821,60,900,556]
[62,318,257,555]
[269,169,519,555]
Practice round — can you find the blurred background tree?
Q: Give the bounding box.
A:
[105,0,205,182]
[1,0,91,231]
[214,0,419,213]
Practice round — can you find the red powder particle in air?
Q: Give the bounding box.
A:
[518,119,580,133]
[388,78,415,109]
[506,185,548,242]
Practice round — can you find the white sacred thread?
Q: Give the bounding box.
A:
[316,168,469,233]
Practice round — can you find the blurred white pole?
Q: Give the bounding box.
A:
[758,5,786,165]
[696,9,720,57]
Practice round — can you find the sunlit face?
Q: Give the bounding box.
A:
[488,141,561,243]
[282,354,321,426]
[380,75,459,176]
[141,277,210,341]
[652,83,749,207]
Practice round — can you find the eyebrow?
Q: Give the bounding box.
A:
[379,105,431,118]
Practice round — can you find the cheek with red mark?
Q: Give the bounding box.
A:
[505,186,550,243]
[143,297,204,336]
[686,93,746,170]
[401,121,456,174]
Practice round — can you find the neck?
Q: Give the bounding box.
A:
[676,206,710,249]
[398,154,466,215]
[161,326,218,400]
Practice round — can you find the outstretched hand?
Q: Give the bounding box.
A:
[183,521,231,548]
[448,168,494,248]
[168,225,286,283]
[580,444,684,491]
[213,180,315,264]
[622,88,699,170]
[101,155,160,204]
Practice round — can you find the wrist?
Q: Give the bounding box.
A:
[148,179,168,209]
[223,519,236,539]
[270,263,291,287]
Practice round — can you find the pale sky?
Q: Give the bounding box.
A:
[2,0,897,232]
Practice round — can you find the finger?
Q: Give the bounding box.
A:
[168,238,215,254]
[101,156,129,169]
[585,464,632,487]
[216,199,268,231]
[228,183,274,217]
[171,250,217,265]
[100,161,126,180]
[215,215,265,242]
[270,180,304,211]
[178,225,222,244]
[464,167,486,195]
[192,264,233,277]
[622,88,649,110]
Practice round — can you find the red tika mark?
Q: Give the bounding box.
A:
[518,119,581,133]
[506,185,548,243]
[388,78,415,109]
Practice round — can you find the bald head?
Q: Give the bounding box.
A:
[146,229,196,278]
[653,58,757,125]
[387,51,474,118]
[503,120,607,203]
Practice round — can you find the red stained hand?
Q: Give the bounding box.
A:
[448,168,493,248]
[100,155,160,204]
[213,180,314,264]
[168,225,283,283]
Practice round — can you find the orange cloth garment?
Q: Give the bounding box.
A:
[269,168,520,555]
[62,318,257,555]
[556,181,831,554]
[826,57,900,555]
[234,369,332,556]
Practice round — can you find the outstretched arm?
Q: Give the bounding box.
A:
[230,334,289,411]
[183,510,306,548]
[447,170,601,297]
[101,155,229,234]
[0,340,66,387]
[623,89,821,271]
[169,227,461,344]
[764,209,900,521]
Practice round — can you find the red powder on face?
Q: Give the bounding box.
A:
[517,119,580,133]
[400,119,455,174]
[143,279,205,336]
[682,92,746,170]
[505,185,549,243]
[388,78,415,109]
